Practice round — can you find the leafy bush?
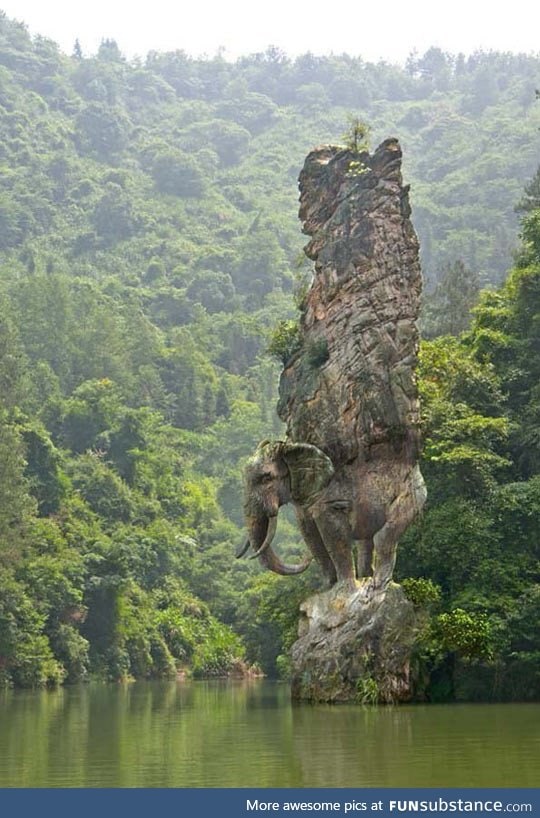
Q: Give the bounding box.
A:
[356,676,379,705]
[49,623,90,682]
[433,608,494,662]
[267,320,301,364]
[0,569,64,687]
[154,583,245,677]
[402,577,442,608]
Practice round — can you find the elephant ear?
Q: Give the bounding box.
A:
[280,442,334,506]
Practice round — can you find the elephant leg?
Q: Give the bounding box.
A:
[356,538,374,578]
[372,468,426,589]
[312,503,356,587]
[295,508,337,586]
[372,522,399,589]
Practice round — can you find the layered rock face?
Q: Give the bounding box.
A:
[285,139,425,702]
[279,138,423,482]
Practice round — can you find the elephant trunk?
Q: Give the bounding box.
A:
[246,513,311,576]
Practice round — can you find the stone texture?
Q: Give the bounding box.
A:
[277,137,426,587]
[279,139,423,473]
[291,582,419,703]
[285,139,425,701]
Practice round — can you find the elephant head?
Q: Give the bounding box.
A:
[238,439,334,575]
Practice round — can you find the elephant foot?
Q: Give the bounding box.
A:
[354,576,386,601]
[334,577,359,595]
[321,576,335,590]
[372,572,392,592]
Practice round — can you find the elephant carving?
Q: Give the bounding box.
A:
[237,139,426,591]
[238,439,426,590]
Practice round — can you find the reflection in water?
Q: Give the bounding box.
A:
[0,681,539,787]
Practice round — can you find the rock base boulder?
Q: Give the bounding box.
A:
[291,582,418,703]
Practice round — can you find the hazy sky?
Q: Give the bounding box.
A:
[1,0,539,63]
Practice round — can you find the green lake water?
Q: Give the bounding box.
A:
[0,681,538,788]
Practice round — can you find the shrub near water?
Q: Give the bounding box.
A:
[154,584,245,678]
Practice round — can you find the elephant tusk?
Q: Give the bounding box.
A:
[245,512,312,575]
[249,515,278,559]
[264,554,313,575]
[235,538,251,558]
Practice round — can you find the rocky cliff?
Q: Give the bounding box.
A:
[291,583,419,703]
[279,138,422,472]
[285,138,425,702]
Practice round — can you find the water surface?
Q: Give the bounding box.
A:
[0,681,538,787]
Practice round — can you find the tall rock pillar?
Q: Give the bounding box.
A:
[285,139,425,703]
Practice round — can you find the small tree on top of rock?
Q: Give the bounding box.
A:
[342,115,370,153]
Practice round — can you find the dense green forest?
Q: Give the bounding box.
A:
[0,9,540,698]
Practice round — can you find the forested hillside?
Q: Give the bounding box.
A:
[1,9,540,696]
